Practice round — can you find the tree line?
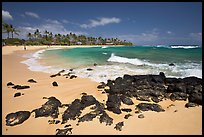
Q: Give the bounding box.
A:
[2,22,133,46]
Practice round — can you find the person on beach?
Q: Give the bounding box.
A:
[24,45,26,50]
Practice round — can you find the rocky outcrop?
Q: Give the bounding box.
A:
[106,94,122,114]
[27,79,37,83]
[14,92,21,97]
[12,85,30,90]
[6,111,31,126]
[7,82,15,86]
[136,103,165,112]
[99,111,113,126]
[114,122,124,131]
[56,128,73,135]
[52,81,58,86]
[32,97,62,119]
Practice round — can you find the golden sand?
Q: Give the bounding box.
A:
[2,45,202,135]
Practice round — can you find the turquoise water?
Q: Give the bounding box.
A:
[42,46,202,68]
[23,45,202,82]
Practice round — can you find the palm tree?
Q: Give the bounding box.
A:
[44,30,49,41]
[34,29,40,39]
[27,33,33,40]
[2,22,11,38]
[10,24,20,38]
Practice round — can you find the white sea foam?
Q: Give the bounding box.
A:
[102,52,107,55]
[20,49,202,83]
[101,46,108,49]
[21,49,60,74]
[107,53,151,66]
[170,45,200,49]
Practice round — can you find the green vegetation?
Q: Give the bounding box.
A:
[2,22,133,46]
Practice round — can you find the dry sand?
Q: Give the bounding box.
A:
[2,45,202,135]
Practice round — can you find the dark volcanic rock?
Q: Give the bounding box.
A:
[106,94,122,114]
[70,75,77,79]
[99,111,113,126]
[78,112,97,123]
[185,102,198,108]
[182,76,202,85]
[167,84,186,93]
[136,103,165,112]
[62,99,83,123]
[136,95,151,102]
[14,92,21,97]
[56,128,73,135]
[114,122,124,131]
[188,92,202,105]
[120,95,134,105]
[97,82,106,89]
[169,63,175,66]
[62,95,100,124]
[170,92,188,101]
[124,114,132,119]
[32,97,61,119]
[121,108,132,112]
[87,68,93,71]
[27,79,37,83]
[52,81,58,86]
[50,73,61,78]
[138,114,144,119]
[12,85,30,90]
[64,124,71,128]
[7,82,15,86]
[81,95,97,108]
[6,111,31,126]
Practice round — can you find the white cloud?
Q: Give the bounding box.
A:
[117,29,159,44]
[17,21,87,39]
[25,12,39,18]
[46,19,61,24]
[2,10,13,20]
[80,17,121,28]
[189,32,202,41]
[62,19,69,24]
[167,31,172,34]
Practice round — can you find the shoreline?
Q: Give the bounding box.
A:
[2,46,202,135]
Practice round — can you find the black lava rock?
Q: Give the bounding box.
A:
[124,114,132,119]
[106,94,122,114]
[6,111,31,126]
[99,112,113,126]
[121,108,132,112]
[114,122,124,131]
[27,79,37,83]
[185,102,198,108]
[32,97,62,119]
[52,81,58,86]
[12,85,30,90]
[136,103,165,112]
[7,82,15,86]
[138,114,144,119]
[78,112,97,123]
[87,68,93,71]
[70,75,77,79]
[169,63,175,66]
[56,128,73,135]
[14,92,21,97]
[188,92,202,105]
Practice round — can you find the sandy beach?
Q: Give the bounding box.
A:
[2,45,202,135]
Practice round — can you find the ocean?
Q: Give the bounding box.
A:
[22,45,202,82]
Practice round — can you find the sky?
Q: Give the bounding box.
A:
[2,2,202,45]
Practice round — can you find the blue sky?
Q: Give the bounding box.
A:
[2,2,202,45]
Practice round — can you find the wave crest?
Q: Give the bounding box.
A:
[107,53,149,66]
